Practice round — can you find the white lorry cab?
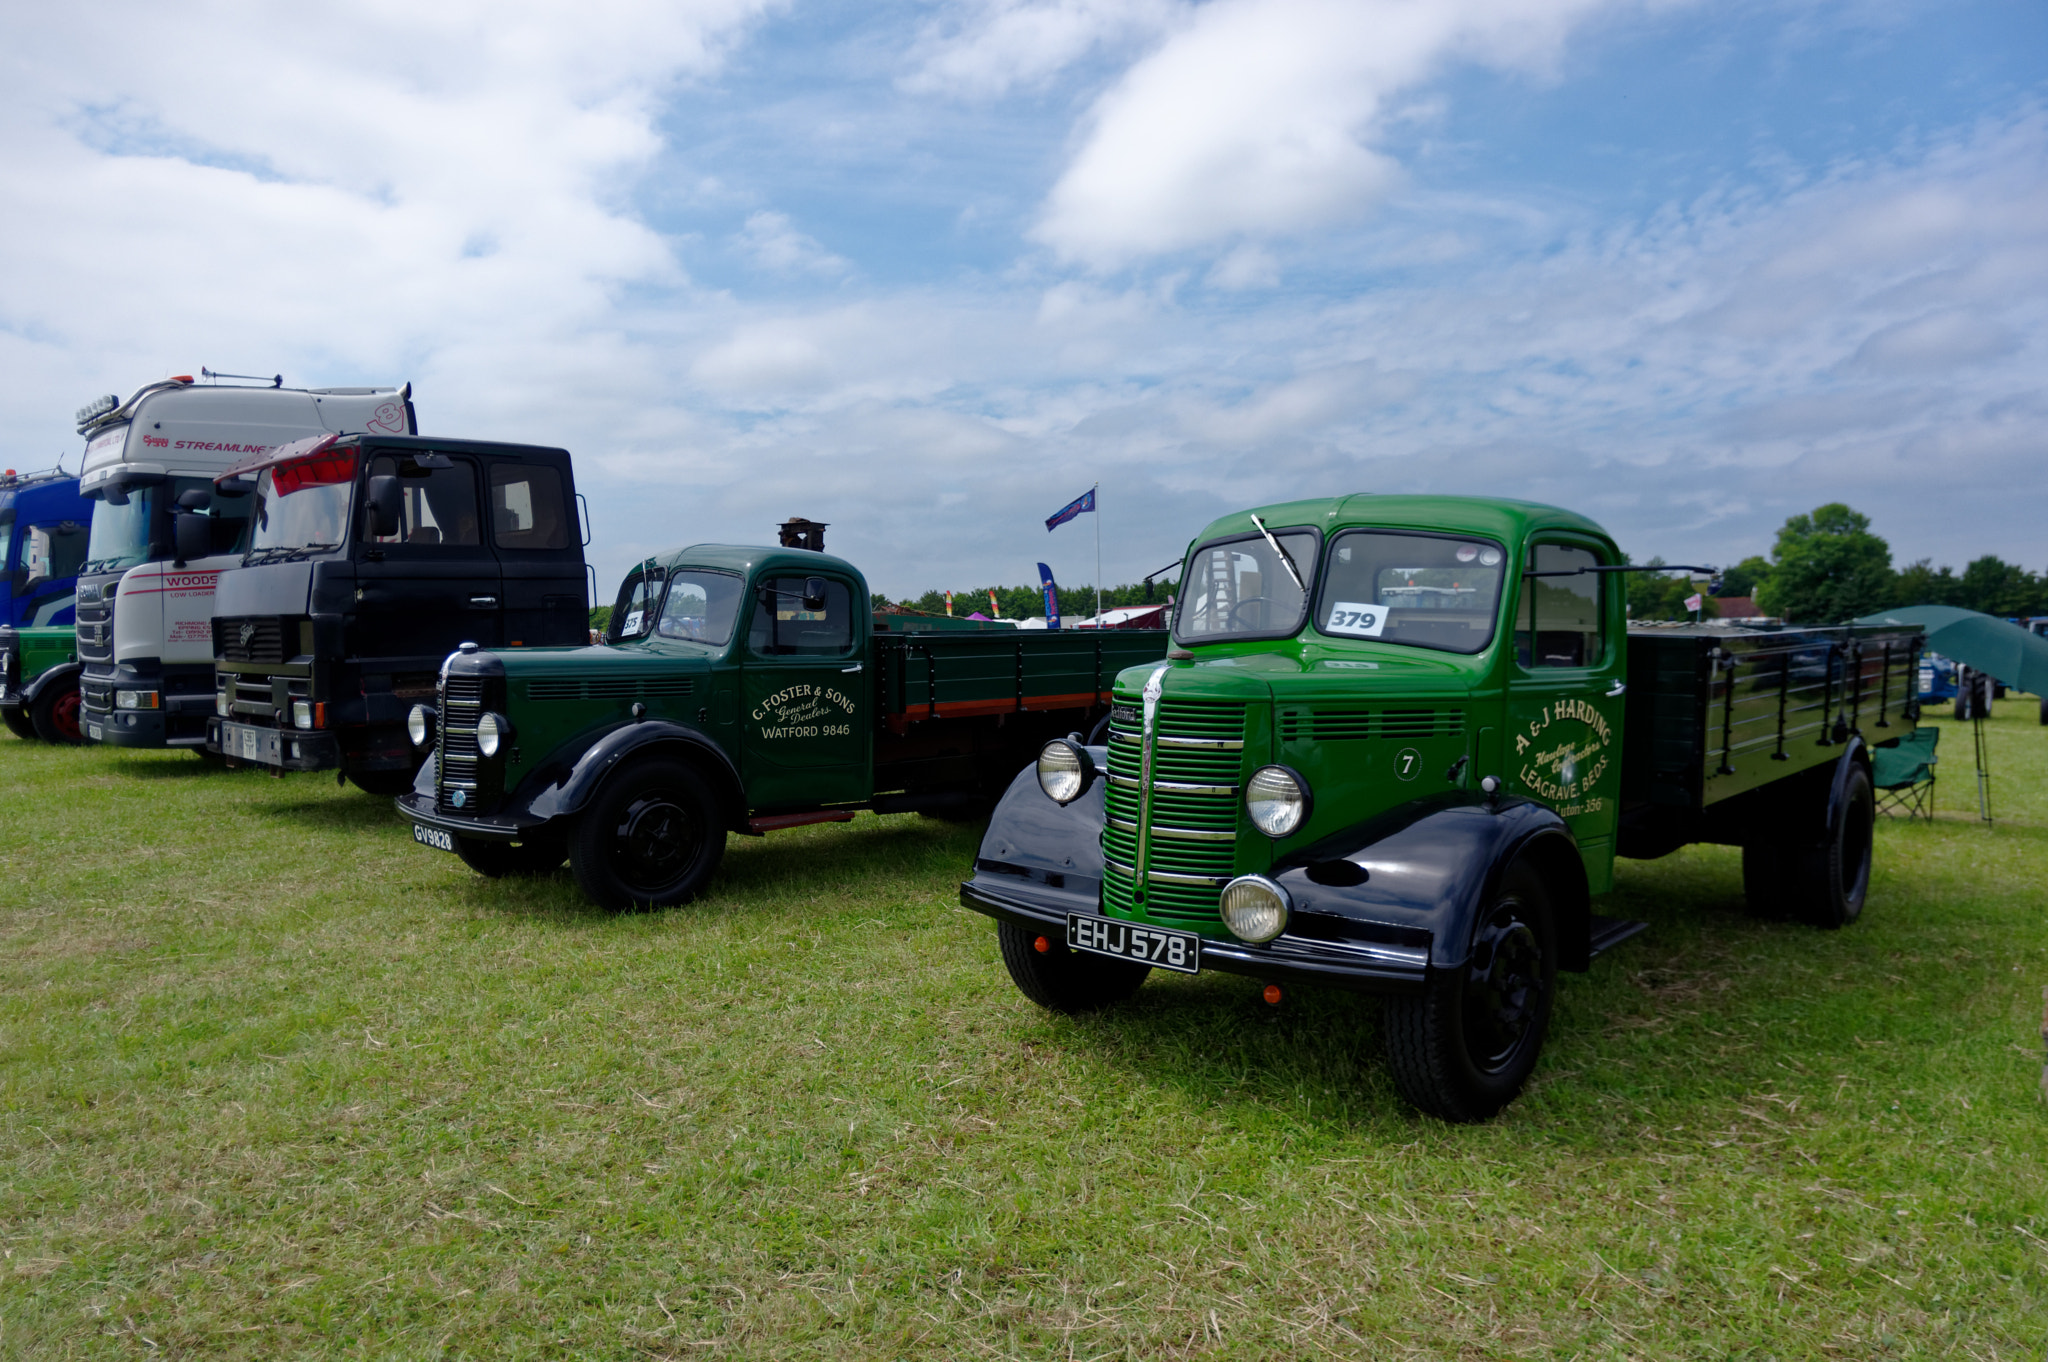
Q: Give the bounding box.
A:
[74,376,413,750]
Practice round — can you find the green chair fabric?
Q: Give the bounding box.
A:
[1873,726,1938,821]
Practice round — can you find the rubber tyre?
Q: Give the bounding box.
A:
[1792,763,1874,929]
[1383,860,1557,1123]
[29,678,83,745]
[2,705,36,740]
[455,835,567,878]
[569,759,725,910]
[996,920,1149,1013]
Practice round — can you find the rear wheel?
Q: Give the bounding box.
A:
[1793,763,1874,929]
[2,705,35,740]
[456,835,567,878]
[30,678,83,745]
[569,759,726,909]
[996,920,1149,1013]
[1383,860,1556,1123]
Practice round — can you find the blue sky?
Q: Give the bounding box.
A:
[1,0,2042,602]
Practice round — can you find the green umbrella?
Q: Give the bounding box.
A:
[1852,605,2048,695]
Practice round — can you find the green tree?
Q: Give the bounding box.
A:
[1754,503,1894,624]
[1623,557,1716,621]
[1957,555,2047,617]
[1717,555,1771,601]
[1892,559,1963,609]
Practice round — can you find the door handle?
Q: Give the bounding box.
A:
[1606,680,1627,697]
[469,596,499,608]
[841,663,863,673]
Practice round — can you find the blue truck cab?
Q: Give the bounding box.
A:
[1,468,93,628]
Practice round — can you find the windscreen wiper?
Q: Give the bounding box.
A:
[1248,513,1306,595]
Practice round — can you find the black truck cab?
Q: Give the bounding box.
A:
[205,433,588,793]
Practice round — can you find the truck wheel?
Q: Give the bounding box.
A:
[30,678,83,745]
[456,836,567,878]
[569,758,725,910]
[995,920,1149,1013]
[1793,763,1874,929]
[2,705,35,741]
[1382,860,1556,1123]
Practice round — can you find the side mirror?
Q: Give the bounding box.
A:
[178,488,211,512]
[802,576,828,612]
[366,475,403,538]
[174,511,210,565]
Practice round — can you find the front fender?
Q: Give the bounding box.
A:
[21,661,82,704]
[521,720,746,828]
[1270,794,1593,972]
[964,750,1109,920]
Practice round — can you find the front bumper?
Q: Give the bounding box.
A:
[210,718,341,771]
[394,790,547,843]
[960,874,1429,995]
[85,697,212,748]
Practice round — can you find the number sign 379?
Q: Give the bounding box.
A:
[1325,600,1389,637]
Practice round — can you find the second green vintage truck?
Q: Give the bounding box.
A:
[961,495,1922,1122]
[396,541,1166,906]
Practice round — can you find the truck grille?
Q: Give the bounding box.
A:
[1278,707,1465,742]
[1102,698,1246,930]
[217,615,289,664]
[435,673,494,813]
[75,598,111,664]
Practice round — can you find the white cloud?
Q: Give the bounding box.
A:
[733,210,850,276]
[900,0,1183,98]
[1031,0,1637,268]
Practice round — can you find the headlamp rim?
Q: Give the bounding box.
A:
[1035,735,1097,806]
[1219,872,1292,943]
[1245,762,1312,839]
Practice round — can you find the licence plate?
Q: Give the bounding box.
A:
[412,823,455,853]
[86,722,102,741]
[1067,913,1201,974]
[240,727,260,760]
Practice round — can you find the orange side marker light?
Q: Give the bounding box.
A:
[1262,984,1283,1006]
[1034,935,1052,954]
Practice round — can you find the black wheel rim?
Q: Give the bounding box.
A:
[611,792,702,892]
[1462,903,1547,1073]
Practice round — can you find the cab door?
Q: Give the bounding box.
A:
[484,456,586,647]
[738,572,871,809]
[1506,539,1626,892]
[353,452,501,663]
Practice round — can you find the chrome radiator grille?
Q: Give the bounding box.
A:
[435,674,488,813]
[1101,698,1246,930]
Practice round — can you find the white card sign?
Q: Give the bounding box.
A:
[1324,601,1389,637]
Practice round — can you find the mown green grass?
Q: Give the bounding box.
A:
[2,704,2044,1358]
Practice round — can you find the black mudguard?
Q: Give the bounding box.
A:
[20,660,82,705]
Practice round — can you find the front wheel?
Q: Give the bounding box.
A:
[456,835,567,878]
[996,920,1149,1013]
[569,758,726,909]
[1383,860,1557,1123]
[30,678,83,745]
[2,705,36,741]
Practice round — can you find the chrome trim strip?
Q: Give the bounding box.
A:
[1156,735,1244,750]
[1106,815,1137,832]
[1104,856,1136,877]
[1137,666,1167,894]
[1151,824,1237,842]
[1106,772,1142,788]
[1154,779,1238,795]
[1148,869,1229,887]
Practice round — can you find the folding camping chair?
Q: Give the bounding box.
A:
[1873,725,1939,821]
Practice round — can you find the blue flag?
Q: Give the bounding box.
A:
[1045,487,1095,531]
[1037,562,1060,631]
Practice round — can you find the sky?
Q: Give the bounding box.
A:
[1,0,2042,602]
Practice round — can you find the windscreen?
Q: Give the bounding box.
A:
[84,487,156,573]
[1313,530,1506,654]
[251,453,357,555]
[1174,528,1320,641]
[655,570,745,646]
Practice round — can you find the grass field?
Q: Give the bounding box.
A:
[3,702,2045,1358]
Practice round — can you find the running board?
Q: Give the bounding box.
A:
[744,810,857,836]
[1588,915,1649,958]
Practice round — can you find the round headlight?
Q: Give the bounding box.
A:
[1245,765,1309,838]
[1035,738,1093,805]
[1220,875,1291,943]
[476,711,510,758]
[407,704,434,749]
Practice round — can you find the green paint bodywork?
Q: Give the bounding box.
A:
[0,625,78,704]
[1102,495,1628,938]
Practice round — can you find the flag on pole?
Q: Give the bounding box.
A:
[944,590,954,617]
[1684,593,1703,613]
[1037,563,1061,631]
[1045,488,1095,531]
[987,588,1001,617]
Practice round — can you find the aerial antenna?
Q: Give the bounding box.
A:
[202,367,284,388]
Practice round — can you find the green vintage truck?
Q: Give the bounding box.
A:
[396,541,1167,907]
[0,625,81,742]
[961,495,1923,1121]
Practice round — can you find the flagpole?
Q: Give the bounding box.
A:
[1093,482,1101,625]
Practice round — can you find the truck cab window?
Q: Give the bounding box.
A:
[656,570,744,645]
[611,569,663,642]
[362,455,480,546]
[489,464,570,550]
[1517,543,1603,668]
[749,577,853,656]
[1313,531,1505,654]
[1175,529,1319,640]
[24,522,89,589]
